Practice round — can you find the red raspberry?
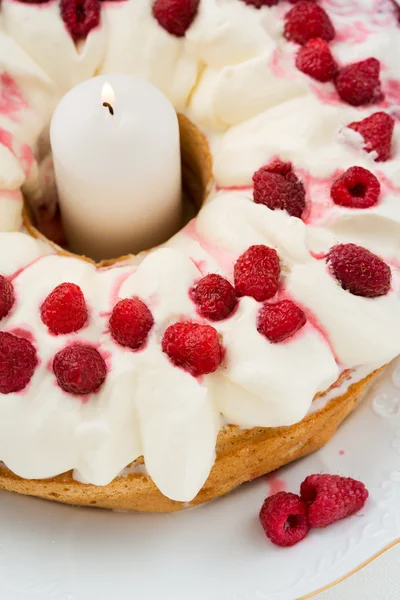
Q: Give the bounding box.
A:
[300,474,369,528]
[348,112,395,162]
[109,298,154,349]
[289,0,317,3]
[0,275,15,320]
[40,283,88,335]
[330,166,381,209]
[295,38,338,82]
[53,345,107,395]
[152,0,199,37]
[60,0,100,42]
[162,321,223,377]
[257,300,306,343]
[234,245,280,302]
[253,160,306,218]
[328,243,391,298]
[335,58,383,106]
[240,0,279,7]
[284,1,335,45]
[0,332,37,394]
[259,491,310,547]
[191,274,237,321]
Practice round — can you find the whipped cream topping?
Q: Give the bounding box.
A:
[0,0,399,502]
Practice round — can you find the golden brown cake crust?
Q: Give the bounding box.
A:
[0,368,382,512]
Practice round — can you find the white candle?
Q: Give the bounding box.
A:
[50,74,182,261]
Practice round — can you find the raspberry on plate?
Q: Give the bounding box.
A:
[53,345,107,395]
[109,298,154,349]
[300,474,368,528]
[40,282,88,335]
[191,274,237,321]
[234,245,280,302]
[257,300,306,343]
[335,58,383,106]
[328,243,391,298]
[253,160,306,218]
[0,275,15,321]
[348,112,395,162]
[60,0,100,42]
[152,0,200,37]
[162,321,223,377]
[295,38,337,82]
[284,1,335,45]
[259,491,310,547]
[0,332,38,394]
[330,166,381,209]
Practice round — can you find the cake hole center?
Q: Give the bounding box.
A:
[23,114,213,266]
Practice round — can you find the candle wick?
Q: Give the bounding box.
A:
[103,102,114,116]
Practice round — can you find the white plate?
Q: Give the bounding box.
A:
[0,359,399,600]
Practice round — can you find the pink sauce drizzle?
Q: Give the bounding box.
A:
[266,471,286,497]
[0,127,34,178]
[182,219,237,275]
[0,73,27,123]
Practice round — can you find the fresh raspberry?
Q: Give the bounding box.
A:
[191,274,237,321]
[240,0,279,7]
[234,245,280,302]
[257,300,306,343]
[300,474,369,528]
[335,58,383,106]
[295,38,338,82]
[253,160,306,218]
[40,283,88,335]
[60,0,100,42]
[109,298,154,349]
[330,166,381,209]
[348,112,395,162]
[259,492,310,547]
[53,345,107,395]
[152,0,199,37]
[328,243,391,298]
[162,321,223,377]
[0,275,14,320]
[0,332,37,394]
[284,2,335,45]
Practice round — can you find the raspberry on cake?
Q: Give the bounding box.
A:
[284,1,335,45]
[53,344,107,395]
[295,38,337,82]
[330,166,381,209]
[60,0,101,41]
[0,275,14,320]
[0,332,37,394]
[328,243,391,298]
[252,160,306,218]
[162,321,223,376]
[347,112,395,162]
[109,297,154,349]
[152,0,200,37]
[335,58,383,106]
[257,300,307,343]
[191,274,237,321]
[40,282,88,335]
[234,245,280,302]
